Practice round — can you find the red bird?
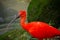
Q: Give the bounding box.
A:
[18,10,60,40]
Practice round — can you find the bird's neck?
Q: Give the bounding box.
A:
[20,16,26,27]
[20,16,26,26]
[20,16,29,31]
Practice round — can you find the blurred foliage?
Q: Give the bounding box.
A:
[0,0,60,40]
[27,0,60,28]
[0,29,30,40]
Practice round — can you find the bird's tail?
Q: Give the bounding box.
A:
[56,30,60,36]
[58,30,60,36]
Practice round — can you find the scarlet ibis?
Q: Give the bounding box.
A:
[17,10,60,40]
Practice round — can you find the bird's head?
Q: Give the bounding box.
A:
[18,10,26,17]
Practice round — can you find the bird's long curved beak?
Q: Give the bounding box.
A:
[6,14,20,27]
[11,14,20,22]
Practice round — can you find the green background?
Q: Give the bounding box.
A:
[0,0,60,40]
